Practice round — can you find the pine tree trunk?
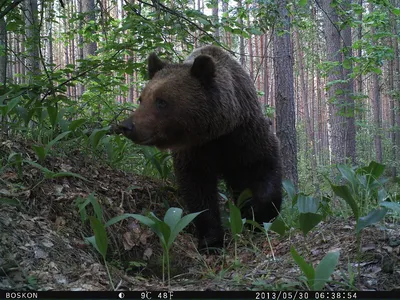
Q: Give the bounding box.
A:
[0,16,7,89]
[370,3,383,163]
[273,0,298,186]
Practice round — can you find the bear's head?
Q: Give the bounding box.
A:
[119,52,218,150]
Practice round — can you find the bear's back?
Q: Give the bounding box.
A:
[186,46,262,120]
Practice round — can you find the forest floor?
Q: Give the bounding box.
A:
[1,135,400,292]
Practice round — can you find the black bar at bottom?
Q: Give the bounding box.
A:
[0,290,398,299]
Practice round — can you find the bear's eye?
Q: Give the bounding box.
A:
[155,98,167,110]
[137,98,142,104]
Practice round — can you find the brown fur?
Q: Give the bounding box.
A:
[120,46,282,250]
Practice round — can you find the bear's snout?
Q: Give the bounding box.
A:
[119,118,135,138]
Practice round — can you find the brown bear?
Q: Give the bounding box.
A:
[119,45,282,250]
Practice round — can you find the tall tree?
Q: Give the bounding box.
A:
[23,0,40,79]
[82,0,97,58]
[341,0,356,163]
[238,0,245,66]
[273,0,298,186]
[369,3,383,163]
[212,0,219,39]
[0,16,6,89]
[319,0,354,164]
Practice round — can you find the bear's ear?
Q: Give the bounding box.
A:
[148,53,166,79]
[190,55,216,84]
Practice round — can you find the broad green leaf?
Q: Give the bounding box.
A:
[246,219,265,232]
[23,159,53,175]
[283,179,297,204]
[32,145,47,161]
[371,67,382,75]
[105,213,155,228]
[377,189,388,202]
[361,161,385,188]
[164,207,183,230]
[299,0,307,6]
[148,212,170,245]
[88,216,108,258]
[168,211,203,249]
[290,246,315,288]
[314,251,340,290]
[263,222,272,231]
[76,196,90,223]
[85,236,98,251]
[330,184,359,220]
[47,106,58,127]
[356,208,388,233]
[229,201,244,236]
[267,218,288,236]
[6,21,19,31]
[299,213,323,235]
[89,127,110,149]
[237,188,252,209]
[47,131,71,150]
[6,97,21,113]
[69,119,87,131]
[380,201,400,213]
[297,194,319,213]
[337,165,357,188]
[87,193,103,221]
[342,58,352,70]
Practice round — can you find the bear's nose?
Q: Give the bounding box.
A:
[119,119,135,134]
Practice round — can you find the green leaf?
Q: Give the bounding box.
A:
[32,145,47,161]
[380,201,400,213]
[164,207,183,230]
[283,179,297,204]
[377,189,388,202]
[105,213,155,228]
[393,8,400,15]
[69,119,87,131]
[89,127,110,149]
[146,212,171,244]
[314,251,340,290]
[297,194,319,214]
[87,193,103,221]
[371,67,382,75]
[168,211,203,249]
[47,106,58,127]
[330,184,359,220]
[229,201,244,236]
[6,21,19,31]
[23,160,53,176]
[88,216,108,258]
[337,165,357,188]
[361,161,385,187]
[299,213,323,235]
[237,188,252,209]
[299,0,307,6]
[356,208,388,233]
[290,246,315,288]
[46,131,71,150]
[247,27,263,35]
[342,58,352,70]
[246,219,265,231]
[266,218,288,236]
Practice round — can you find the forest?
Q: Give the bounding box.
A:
[0,0,400,293]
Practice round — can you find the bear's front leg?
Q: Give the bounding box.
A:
[173,151,224,251]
